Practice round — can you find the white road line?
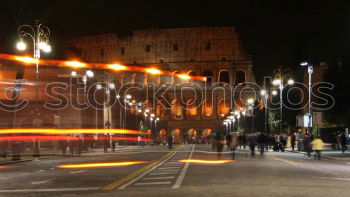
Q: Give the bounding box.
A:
[158,167,181,170]
[135,181,171,186]
[37,170,45,173]
[143,176,175,180]
[20,173,29,176]
[0,187,100,193]
[149,172,178,176]
[316,177,350,181]
[30,178,55,185]
[117,145,184,190]
[69,170,86,174]
[172,144,195,189]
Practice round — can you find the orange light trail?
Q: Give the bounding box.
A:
[179,159,234,164]
[0,136,151,142]
[0,53,207,81]
[0,128,142,135]
[57,161,146,168]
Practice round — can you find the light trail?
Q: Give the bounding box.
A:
[57,161,146,168]
[0,128,142,135]
[0,135,151,142]
[178,159,234,164]
[0,53,206,81]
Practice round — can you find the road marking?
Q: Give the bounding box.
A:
[135,181,171,186]
[273,157,302,166]
[20,173,29,176]
[316,177,350,181]
[143,176,175,180]
[102,144,184,190]
[158,167,181,170]
[37,170,45,172]
[172,144,195,189]
[0,187,100,193]
[69,170,86,174]
[30,178,55,185]
[149,172,178,176]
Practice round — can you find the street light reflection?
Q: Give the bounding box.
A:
[57,161,147,169]
[179,159,234,164]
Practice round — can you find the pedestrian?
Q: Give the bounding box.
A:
[291,133,296,151]
[241,133,247,149]
[340,132,347,153]
[211,132,217,151]
[303,133,312,159]
[216,138,224,160]
[103,134,110,153]
[225,134,232,151]
[246,132,257,158]
[311,137,324,160]
[77,136,82,156]
[257,132,267,156]
[167,135,173,149]
[230,132,238,160]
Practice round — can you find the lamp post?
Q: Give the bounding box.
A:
[16,20,51,157]
[247,98,254,131]
[272,68,294,133]
[300,62,313,134]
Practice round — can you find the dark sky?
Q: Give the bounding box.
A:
[0,0,349,81]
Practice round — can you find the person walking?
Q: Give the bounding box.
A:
[257,132,267,156]
[291,133,296,152]
[167,135,173,149]
[247,132,257,158]
[311,137,324,160]
[211,132,217,151]
[216,138,224,160]
[241,133,247,149]
[340,132,348,153]
[225,134,232,151]
[230,132,238,160]
[103,135,110,153]
[303,133,312,159]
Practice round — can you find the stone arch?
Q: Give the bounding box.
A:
[156,100,167,117]
[187,70,197,76]
[171,99,182,118]
[186,99,197,117]
[172,71,181,84]
[159,129,167,141]
[202,99,213,117]
[218,99,230,117]
[171,128,182,144]
[219,70,230,85]
[235,70,246,85]
[202,70,214,86]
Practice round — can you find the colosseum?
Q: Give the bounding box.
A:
[68,26,256,143]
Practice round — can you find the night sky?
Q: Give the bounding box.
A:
[0,0,349,81]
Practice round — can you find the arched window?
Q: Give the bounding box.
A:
[172,71,181,84]
[188,70,197,76]
[218,99,230,117]
[202,99,213,117]
[186,99,197,116]
[202,70,213,86]
[171,99,182,117]
[156,100,167,117]
[235,70,246,85]
[219,70,230,85]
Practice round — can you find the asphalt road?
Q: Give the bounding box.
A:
[0,144,349,197]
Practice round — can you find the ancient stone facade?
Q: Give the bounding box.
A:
[69,26,256,143]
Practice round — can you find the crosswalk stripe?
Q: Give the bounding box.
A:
[149,171,178,176]
[158,167,181,170]
[143,176,175,180]
[135,181,171,185]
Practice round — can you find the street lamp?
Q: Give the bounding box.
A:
[247,98,255,130]
[16,20,51,158]
[300,61,313,134]
[272,68,294,133]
